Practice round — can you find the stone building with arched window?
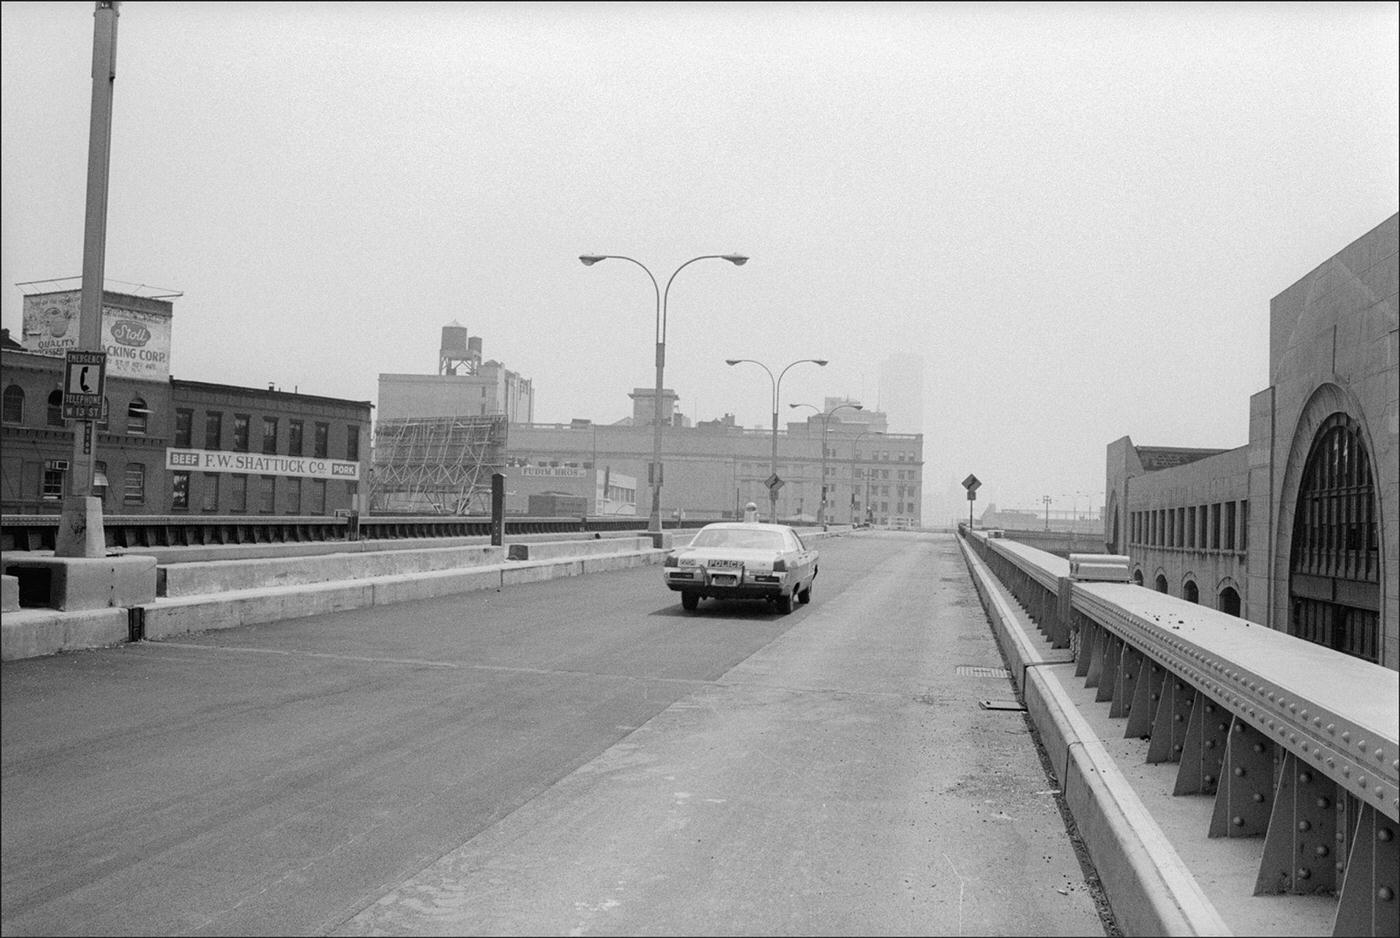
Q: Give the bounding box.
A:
[1104,213,1397,669]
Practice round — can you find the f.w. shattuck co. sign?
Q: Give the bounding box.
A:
[21,290,172,383]
[165,449,360,481]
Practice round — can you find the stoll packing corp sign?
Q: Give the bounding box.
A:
[165,449,361,481]
[21,290,172,383]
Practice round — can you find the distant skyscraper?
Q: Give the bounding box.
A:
[878,353,923,436]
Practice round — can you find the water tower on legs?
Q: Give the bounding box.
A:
[440,321,481,376]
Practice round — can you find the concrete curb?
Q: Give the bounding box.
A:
[1,607,130,661]
[957,535,1231,937]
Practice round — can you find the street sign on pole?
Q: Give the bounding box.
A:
[62,350,106,421]
[765,473,785,492]
[962,474,981,493]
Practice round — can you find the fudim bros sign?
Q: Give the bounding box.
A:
[166,449,360,481]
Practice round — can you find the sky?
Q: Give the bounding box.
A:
[2,1,1397,525]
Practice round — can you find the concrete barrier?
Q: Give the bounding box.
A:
[506,537,652,561]
[1,607,130,660]
[159,544,507,597]
[1,555,156,611]
[2,574,17,613]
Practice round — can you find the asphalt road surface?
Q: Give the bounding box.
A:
[2,531,1110,936]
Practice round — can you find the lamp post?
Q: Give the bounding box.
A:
[850,428,883,524]
[581,252,747,536]
[789,401,862,528]
[725,358,827,523]
[1043,494,1052,531]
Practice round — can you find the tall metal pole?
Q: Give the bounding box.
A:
[727,358,826,525]
[57,1,120,558]
[582,253,746,538]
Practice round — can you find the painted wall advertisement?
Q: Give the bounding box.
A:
[166,449,361,481]
[21,290,172,383]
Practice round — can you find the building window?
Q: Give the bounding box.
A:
[259,476,276,513]
[175,409,193,447]
[98,397,109,429]
[123,463,145,505]
[93,461,108,503]
[171,471,190,510]
[1289,413,1379,663]
[41,465,64,500]
[205,411,223,450]
[230,475,247,512]
[346,425,359,461]
[287,477,302,514]
[310,478,327,514]
[1183,580,1199,604]
[262,417,279,454]
[201,473,220,512]
[288,420,304,456]
[233,414,250,451]
[314,422,329,458]
[2,385,23,423]
[47,390,65,426]
[127,398,149,435]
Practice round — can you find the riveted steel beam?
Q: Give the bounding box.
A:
[1209,717,1276,838]
[1333,803,1398,937]
[1111,645,1142,720]
[1127,660,1165,740]
[1097,632,1123,704]
[1175,693,1230,796]
[1147,678,1194,765]
[1257,753,1340,896]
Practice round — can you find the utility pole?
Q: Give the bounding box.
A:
[56,1,120,558]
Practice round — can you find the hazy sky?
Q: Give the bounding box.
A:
[3,1,1397,523]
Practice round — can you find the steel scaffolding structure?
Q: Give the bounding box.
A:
[370,415,508,515]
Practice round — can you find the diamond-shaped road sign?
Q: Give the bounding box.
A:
[962,474,981,492]
[765,473,785,492]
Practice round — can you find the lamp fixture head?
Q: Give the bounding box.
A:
[579,254,606,266]
[722,254,749,266]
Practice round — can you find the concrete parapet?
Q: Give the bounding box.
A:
[507,537,654,561]
[2,574,17,612]
[1,607,129,660]
[159,544,506,597]
[1,555,157,611]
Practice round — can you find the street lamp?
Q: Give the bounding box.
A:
[789,401,862,528]
[581,252,747,536]
[851,428,883,525]
[725,358,827,523]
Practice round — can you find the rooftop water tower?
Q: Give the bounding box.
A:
[440,321,481,375]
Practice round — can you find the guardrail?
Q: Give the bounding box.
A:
[960,526,1397,937]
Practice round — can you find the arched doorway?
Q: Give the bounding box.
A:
[1288,413,1380,662]
[1218,586,1240,617]
[1183,580,1199,604]
[1132,569,1143,586]
[1154,573,1168,594]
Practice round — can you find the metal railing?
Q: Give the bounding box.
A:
[961,526,1397,937]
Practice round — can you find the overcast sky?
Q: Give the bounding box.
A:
[3,1,1396,523]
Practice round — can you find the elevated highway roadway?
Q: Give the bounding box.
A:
[2,532,1110,936]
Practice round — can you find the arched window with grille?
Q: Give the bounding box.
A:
[1289,413,1380,663]
[47,389,64,426]
[2,384,23,424]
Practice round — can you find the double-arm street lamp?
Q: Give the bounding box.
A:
[724,358,827,523]
[788,401,862,528]
[851,428,884,524]
[581,253,747,535]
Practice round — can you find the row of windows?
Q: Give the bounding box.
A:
[3,387,363,463]
[175,409,358,461]
[1128,500,1248,552]
[20,458,358,514]
[168,471,347,514]
[1136,570,1244,617]
[3,387,151,434]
